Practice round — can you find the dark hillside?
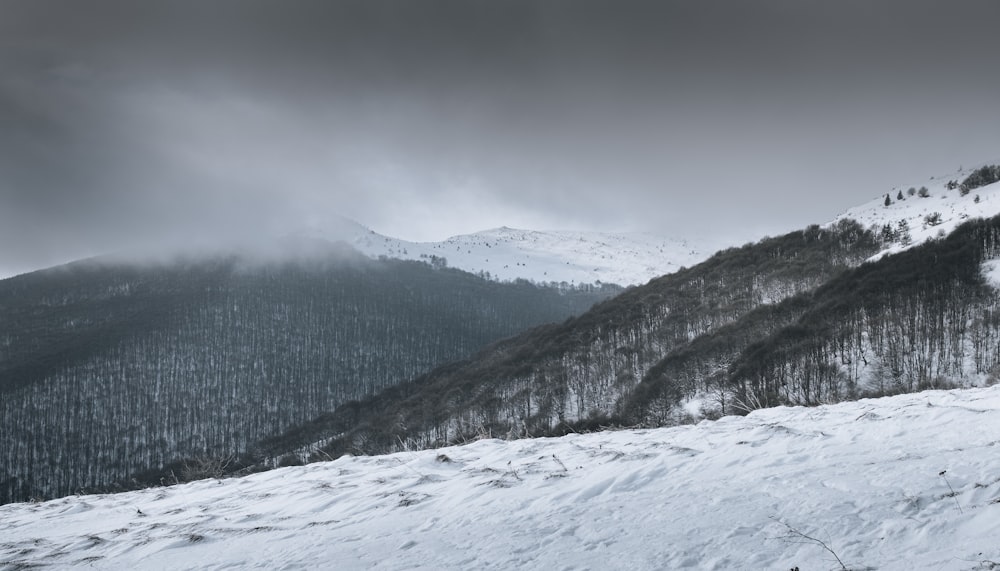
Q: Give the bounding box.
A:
[259,221,881,461]
[282,216,1000,468]
[0,241,615,504]
[718,215,1000,410]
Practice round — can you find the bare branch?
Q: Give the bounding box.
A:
[771,516,848,571]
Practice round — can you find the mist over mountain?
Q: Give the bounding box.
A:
[5,1,1000,565]
[256,219,882,460]
[312,220,718,287]
[0,242,616,504]
[254,167,1000,467]
[5,163,1000,514]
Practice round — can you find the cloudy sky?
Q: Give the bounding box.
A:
[2,1,999,277]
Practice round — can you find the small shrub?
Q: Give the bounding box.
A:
[180,455,235,482]
[960,165,1000,192]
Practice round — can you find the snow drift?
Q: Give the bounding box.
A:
[2,386,999,570]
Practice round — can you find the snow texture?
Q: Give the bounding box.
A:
[3,386,1000,570]
[323,165,1000,288]
[982,259,1000,290]
[303,220,721,287]
[829,164,1000,263]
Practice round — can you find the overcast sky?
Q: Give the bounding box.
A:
[2,1,999,278]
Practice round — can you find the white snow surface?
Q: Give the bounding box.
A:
[829,164,1000,261]
[4,386,1000,570]
[317,165,1000,287]
[983,259,1000,289]
[303,220,719,287]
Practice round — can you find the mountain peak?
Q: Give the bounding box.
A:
[308,221,725,287]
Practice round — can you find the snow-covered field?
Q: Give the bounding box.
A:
[3,386,999,570]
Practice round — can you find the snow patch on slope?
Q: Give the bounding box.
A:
[982,259,1000,289]
[829,163,1000,260]
[3,386,1000,570]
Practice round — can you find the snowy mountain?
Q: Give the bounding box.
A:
[320,163,1000,289]
[829,163,1000,259]
[257,168,1000,466]
[7,162,1000,563]
[3,385,999,570]
[304,219,718,287]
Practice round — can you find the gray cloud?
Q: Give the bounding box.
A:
[2,0,1000,277]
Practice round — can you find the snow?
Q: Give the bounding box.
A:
[4,386,1000,570]
[319,164,1000,288]
[301,219,723,287]
[828,164,1000,262]
[982,259,1000,290]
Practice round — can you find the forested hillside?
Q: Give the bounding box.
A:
[273,215,1000,467]
[0,240,616,504]
[631,215,1000,420]
[256,220,886,461]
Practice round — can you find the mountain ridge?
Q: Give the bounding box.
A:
[303,220,721,287]
[256,167,1000,466]
[5,161,1000,505]
[829,162,1000,259]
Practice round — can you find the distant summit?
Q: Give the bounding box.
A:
[313,163,1000,287]
[303,222,722,287]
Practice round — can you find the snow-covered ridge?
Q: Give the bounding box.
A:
[829,162,1000,261]
[305,220,719,287]
[2,385,999,569]
[327,164,1000,287]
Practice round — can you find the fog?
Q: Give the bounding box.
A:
[2,1,999,278]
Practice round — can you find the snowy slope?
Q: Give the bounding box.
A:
[3,386,1000,570]
[326,164,1000,288]
[302,219,717,287]
[829,164,1000,260]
